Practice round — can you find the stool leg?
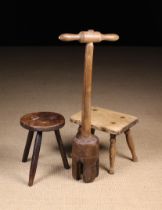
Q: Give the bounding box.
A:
[109,134,116,174]
[125,129,138,162]
[54,130,70,169]
[29,131,42,186]
[22,131,34,162]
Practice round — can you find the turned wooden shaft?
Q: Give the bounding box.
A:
[81,42,94,138]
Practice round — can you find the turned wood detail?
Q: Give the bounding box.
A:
[59,30,119,43]
[59,30,119,183]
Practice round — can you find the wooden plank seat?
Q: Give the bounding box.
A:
[70,107,139,174]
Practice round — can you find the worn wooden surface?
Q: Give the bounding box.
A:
[70,106,138,135]
[20,112,65,131]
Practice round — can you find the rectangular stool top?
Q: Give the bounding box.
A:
[70,107,138,135]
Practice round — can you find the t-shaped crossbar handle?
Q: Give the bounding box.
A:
[59,30,119,43]
[59,30,119,138]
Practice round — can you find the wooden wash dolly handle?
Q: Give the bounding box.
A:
[59,30,119,138]
[59,30,119,43]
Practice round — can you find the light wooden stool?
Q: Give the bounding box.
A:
[70,107,138,174]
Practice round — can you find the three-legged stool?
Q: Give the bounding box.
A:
[20,112,70,186]
[70,107,138,174]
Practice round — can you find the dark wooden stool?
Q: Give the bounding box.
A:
[20,112,70,186]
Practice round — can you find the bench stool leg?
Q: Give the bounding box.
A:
[109,134,116,174]
[29,131,42,186]
[22,131,34,162]
[125,129,138,162]
[55,130,70,169]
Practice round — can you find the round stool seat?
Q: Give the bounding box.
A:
[20,112,65,132]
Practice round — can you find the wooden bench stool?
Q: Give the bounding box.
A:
[70,107,138,174]
[20,112,70,186]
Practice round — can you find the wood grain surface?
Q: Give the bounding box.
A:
[70,107,138,135]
